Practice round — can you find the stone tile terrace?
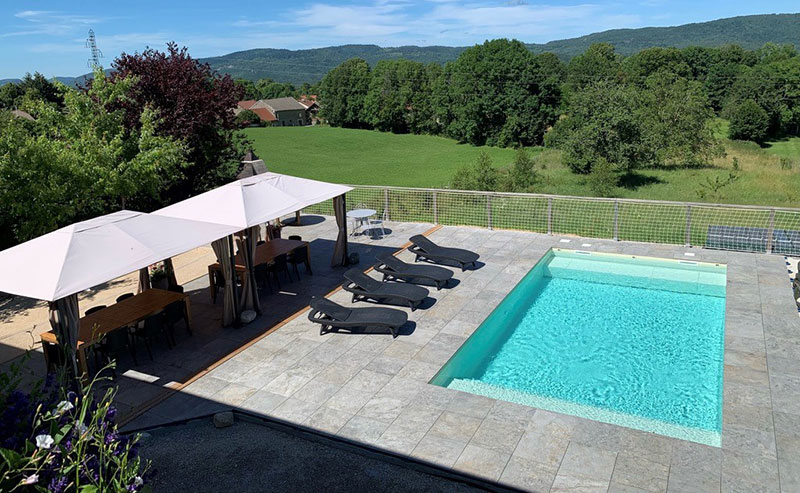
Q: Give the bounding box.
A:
[124,218,800,492]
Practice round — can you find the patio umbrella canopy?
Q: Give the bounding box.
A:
[152,173,352,228]
[0,210,239,302]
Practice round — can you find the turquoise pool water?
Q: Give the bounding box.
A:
[431,249,726,446]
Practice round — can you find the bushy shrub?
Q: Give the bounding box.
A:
[0,360,149,492]
[235,109,262,128]
[588,158,618,197]
[728,99,769,142]
[451,151,498,191]
[499,148,539,192]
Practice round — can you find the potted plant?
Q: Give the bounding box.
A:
[149,263,168,290]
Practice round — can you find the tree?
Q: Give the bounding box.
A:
[439,39,561,147]
[0,72,186,248]
[622,47,692,84]
[451,152,498,191]
[566,43,622,92]
[108,43,246,202]
[254,78,296,99]
[0,73,63,110]
[318,58,371,128]
[235,78,259,100]
[548,76,721,174]
[362,60,436,134]
[728,99,770,142]
[500,148,539,192]
[235,109,262,127]
[547,80,654,174]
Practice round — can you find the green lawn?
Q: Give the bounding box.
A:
[244,126,523,188]
[245,125,800,208]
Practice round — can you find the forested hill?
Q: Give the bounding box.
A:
[202,13,800,84]
[526,13,800,58]
[201,45,465,86]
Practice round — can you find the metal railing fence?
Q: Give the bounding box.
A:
[302,185,800,255]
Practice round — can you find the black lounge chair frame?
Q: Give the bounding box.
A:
[373,254,453,290]
[308,298,407,338]
[341,268,428,311]
[408,235,480,271]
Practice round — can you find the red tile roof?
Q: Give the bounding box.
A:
[251,107,277,122]
[238,100,257,110]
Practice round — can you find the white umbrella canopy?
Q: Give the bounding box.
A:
[0,210,239,302]
[260,172,352,210]
[153,174,305,229]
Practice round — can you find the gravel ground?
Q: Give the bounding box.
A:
[138,417,489,493]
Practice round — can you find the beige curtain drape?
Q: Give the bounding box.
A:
[331,194,348,267]
[47,294,80,376]
[137,267,151,293]
[239,226,261,315]
[212,236,238,326]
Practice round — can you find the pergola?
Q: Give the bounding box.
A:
[0,172,352,374]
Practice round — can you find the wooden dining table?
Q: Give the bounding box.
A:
[207,238,309,301]
[40,288,192,377]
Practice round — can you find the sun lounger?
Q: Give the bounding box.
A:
[342,268,429,310]
[308,297,408,337]
[408,235,480,271]
[373,253,453,290]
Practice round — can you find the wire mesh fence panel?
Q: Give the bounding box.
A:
[436,191,489,228]
[387,188,434,223]
[490,194,549,232]
[689,206,772,252]
[302,186,800,256]
[617,201,686,245]
[303,198,334,216]
[772,210,800,256]
[551,198,615,239]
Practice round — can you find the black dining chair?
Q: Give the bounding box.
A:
[164,301,191,338]
[254,263,274,294]
[85,305,106,315]
[133,313,172,361]
[287,243,312,277]
[265,254,293,289]
[42,341,67,373]
[116,293,134,303]
[94,329,137,376]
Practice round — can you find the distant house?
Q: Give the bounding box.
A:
[234,97,312,126]
[297,95,320,124]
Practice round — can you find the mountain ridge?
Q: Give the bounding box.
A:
[3,13,799,87]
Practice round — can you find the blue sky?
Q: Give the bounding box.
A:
[1,1,797,79]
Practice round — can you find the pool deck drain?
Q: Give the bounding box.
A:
[127,226,800,492]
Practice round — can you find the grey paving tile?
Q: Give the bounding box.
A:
[667,465,721,493]
[291,378,342,405]
[303,406,353,434]
[261,368,313,397]
[270,397,321,423]
[357,395,408,423]
[558,442,617,482]
[608,483,652,493]
[499,455,558,492]
[671,440,722,473]
[391,403,443,433]
[618,429,675,466]
[721,451,779,492]
[722,401,774,433]
[778,458,800,492]
[550,474,610,493]
[413,383,458,410]
[611,454,669,493]
[770,373,800,415]
[337,415,389,444]
[526,409,579,440]
[721,424,777,459]
[773,411,800,458]
[571,420,625,452]
[446,391,495,419]
[411,433,468,468]
[324,386,376,415]
[238,389,287,415]
[214,383,258,406]
[469,418,524,455]
[452,444,511,482]
[428,410,483,442]
[513,430,570,468]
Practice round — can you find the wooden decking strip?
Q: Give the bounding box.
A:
[119,224,443,427]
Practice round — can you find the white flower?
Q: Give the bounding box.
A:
[22,474,38,485]
[35,434,54,449]
[55,400,74,415]
[133,476,143,487]
[76,422,88,435]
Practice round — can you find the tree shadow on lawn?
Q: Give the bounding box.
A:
[617,172,665,191]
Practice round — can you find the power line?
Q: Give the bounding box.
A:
[85,29,104,70]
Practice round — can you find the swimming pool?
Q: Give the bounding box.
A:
[431,249,727,446]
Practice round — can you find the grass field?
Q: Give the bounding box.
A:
[245,125,800,207]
